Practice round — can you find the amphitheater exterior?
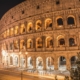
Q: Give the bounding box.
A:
[0,0,80,71]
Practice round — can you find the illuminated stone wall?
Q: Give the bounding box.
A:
[0,0,80,70]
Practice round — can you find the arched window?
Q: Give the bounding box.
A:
[10,28,14,36]
[45,19,52,29]
[36,20,42,31]
[15,26,19,35]
[14,40,19,49]
[10,43,13,50]
[27,23,33,32]
[36,38,43,48]
[46,37,53,48]
[20,24,25,34]
[20,40,25,49]
[57,18,63,26]
[59,38,65,45]
[27,39,33,49]
[69,38,75,46]
[67,17,75,25]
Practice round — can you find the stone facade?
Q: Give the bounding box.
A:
[0,0,80,70]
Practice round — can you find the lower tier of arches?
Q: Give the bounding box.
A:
[1,50,77,71]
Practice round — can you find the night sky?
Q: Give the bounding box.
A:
[0,0,25,19]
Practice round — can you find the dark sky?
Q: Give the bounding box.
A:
[0,0,25,19]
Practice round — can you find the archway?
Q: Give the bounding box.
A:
[14,56,18,66]
[46,57,54,70]
[36,57,43,70]
[27,57,33,69]
[10,56,13,65]
[58,56,66,71]
[70,56,77,68]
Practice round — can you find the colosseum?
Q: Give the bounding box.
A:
[0,0,80,72]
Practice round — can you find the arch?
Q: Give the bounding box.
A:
[20,24,25,34]
[10,28,14,36]
[57,35,65,46]
[46,37,53,48]
[57,18,63,26]
[36,57,43,70]
[69,38,75,46]
[10,42,13,50]
[58,56,66,71]
[7,29,9,37]
[15,26,19,35]
[14,56,18,66]
[27,22,33,32]
[14,40,19,49]
[45,18,52,29]
[67,16,75,25]
[20,40,25,49]
[70,56,77,68]
[36,38,43,48]
[27,39,33,48]
[46,57,54,70]
[27,57,33,69]
[36,20,42,30]
[59,38,65,45]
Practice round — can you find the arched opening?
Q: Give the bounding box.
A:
[36,20,42,31]
[20,40,25,50]
[14,40,19,49]
[36,38,43,48]
[46,57,54,70]
[10,28,14,36]
[10,56,13,65]
[70,56,77,68]
[27,23,33,32]
[57,18,63,26]
[59,38,65,46]
[27,57,33,69]
[45,18,52,29]
[67,17,75,25]
[7,29,9,37]
[20,57,25,68]
[15,26,19,35]
[36,57,43,70]
[46,37,53,48]
[14,56,18,66]
[69,38,75,46]
[20,24,25,34]
[10,42,13,50]
[27,39,33,49]
[58,56,66,71]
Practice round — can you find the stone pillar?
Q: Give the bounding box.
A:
[65,33,69,50]
[54,60,58,70]
[33,57,36,70]
[66,59,71,70]
[75,14,80,28]
[42,36,46,51]
[33,38,36,51]
[54,58,58,70]
[25,55,27,68]
[63,15,67,29]
[43,57,46,70]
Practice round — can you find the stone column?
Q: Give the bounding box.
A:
[42,36,46,51]
[54,58,58,70]
[43,57,46,70]
[33,57,36,70]
[25,55,27,68]
[66,58,71,70]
